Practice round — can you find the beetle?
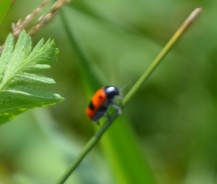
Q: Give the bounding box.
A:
[86,85,122,124]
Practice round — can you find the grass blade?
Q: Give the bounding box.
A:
[57,7,202,184]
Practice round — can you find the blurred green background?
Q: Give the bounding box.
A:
[0,0,216,184]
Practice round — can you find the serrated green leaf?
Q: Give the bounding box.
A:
[0,30,63,125]
[0,33,14,82]
[9,73,55,87]
[24,64,51,73]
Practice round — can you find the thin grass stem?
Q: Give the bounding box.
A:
[57,8,202,184]
[122,8,202,106]
[56,113,118,184]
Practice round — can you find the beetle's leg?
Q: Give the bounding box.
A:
[105,112,112,121]
[96,121,100,126]
[111,101,122,114]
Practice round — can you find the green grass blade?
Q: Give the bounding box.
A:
[0,0,12,27]
[58,5,203,184]
[58,8,156,184]
[122,8,202,107]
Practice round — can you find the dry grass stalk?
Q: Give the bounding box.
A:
[0,0,71,54]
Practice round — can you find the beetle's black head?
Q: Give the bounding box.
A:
[104,86,121,99]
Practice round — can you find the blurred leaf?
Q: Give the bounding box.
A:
[60,6,155,184]
[0,30,63,125]
[0,0,13,27]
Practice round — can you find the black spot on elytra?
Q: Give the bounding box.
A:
[88,101,95,110]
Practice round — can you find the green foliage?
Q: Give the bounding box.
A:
[0,30,63,125]
[59,5,156,184]
[0,0,12,27]
[0,0,214,184]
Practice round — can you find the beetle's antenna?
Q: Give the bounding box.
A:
[118,84,126,100]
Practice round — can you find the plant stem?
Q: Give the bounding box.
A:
[122,8,202,106]
[57,112,118,184]
[57,7,202,184]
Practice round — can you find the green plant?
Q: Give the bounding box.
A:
[0,0,71,125]
[57,7,202,184]
[0,1,205,184]
[0,30,63,125]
